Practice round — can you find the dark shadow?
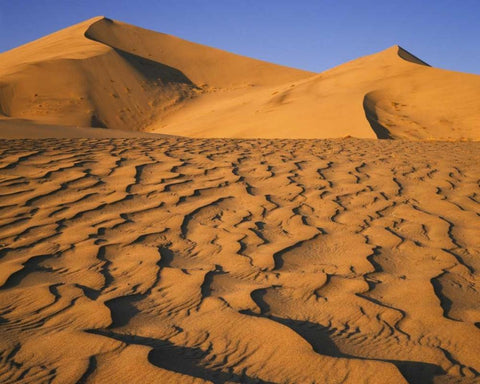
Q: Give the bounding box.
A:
[362,94,392,139]
[158,246,174,267]
[243,292,446,384]
[115,48,198,86]
[397,46,430,67]
[87,330,273,383]
[0,254,53,290]
[200,265,225,298]
[394,361,444,384]
[77,355,97,384]
[366,246,384,273]
[430,274,455,321]
[272,234,320,271]
[104,294,143,328]
[76,284,100,300]
[96,246,114,290]
[272,317,342,357]
[250,288,270,315]
[0,246,12,260]
[90,114,107,128]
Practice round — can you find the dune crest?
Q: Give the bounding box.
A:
[0,16,311,134]
[1,17,479,139]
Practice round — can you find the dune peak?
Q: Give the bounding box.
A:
[394,45,430,66]
[0,18,479,141]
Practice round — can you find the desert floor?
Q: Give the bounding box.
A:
[0,137,479,384]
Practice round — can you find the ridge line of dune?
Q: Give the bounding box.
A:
[83,17,316,76]
[395,45,431,66]
[1,16,479,140]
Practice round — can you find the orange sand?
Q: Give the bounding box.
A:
[1,17,480,384]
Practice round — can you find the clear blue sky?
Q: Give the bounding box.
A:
[1,0,479,74]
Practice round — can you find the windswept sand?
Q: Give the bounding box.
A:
[1,17,479,140]
[1,14,480,384]
[1,137,479,383]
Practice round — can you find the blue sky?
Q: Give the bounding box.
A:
[1,0,479,74]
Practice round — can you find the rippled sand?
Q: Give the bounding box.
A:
[1,138,480,383]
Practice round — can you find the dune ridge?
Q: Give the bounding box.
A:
[1,17,479,139]
[0,16,312,135]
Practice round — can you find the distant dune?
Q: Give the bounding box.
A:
[155,45,480,140]
[0,17,479,139]
[0,17,311,137]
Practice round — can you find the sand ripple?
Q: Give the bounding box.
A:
[0,138,479,383]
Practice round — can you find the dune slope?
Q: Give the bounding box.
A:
[1,17,479,139]
[0,17,312,133]
[155,45,480,140]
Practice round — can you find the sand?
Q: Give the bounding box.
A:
[0,137,479,383]
[0,17,311,136]
[152,46,480,140]
[0,17,479,140]
[1,15,480,384]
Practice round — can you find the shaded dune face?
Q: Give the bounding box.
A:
[396,46,431,66]
[363,92,392,139]
[0,138,480,383]
[1,18,480,139]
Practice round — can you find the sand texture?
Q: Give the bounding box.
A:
[1,17,480,140]
[0,138,479,383]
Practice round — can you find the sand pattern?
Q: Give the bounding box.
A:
[0,138,479,383]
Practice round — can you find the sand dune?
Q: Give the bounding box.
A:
[155,45,480,140]
[1,137,479,383]
[0,17,311,135]
[1,17,479,139]
[1,15,480,384]
[0,119,165,139]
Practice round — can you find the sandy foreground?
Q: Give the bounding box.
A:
[0,137,479,383]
